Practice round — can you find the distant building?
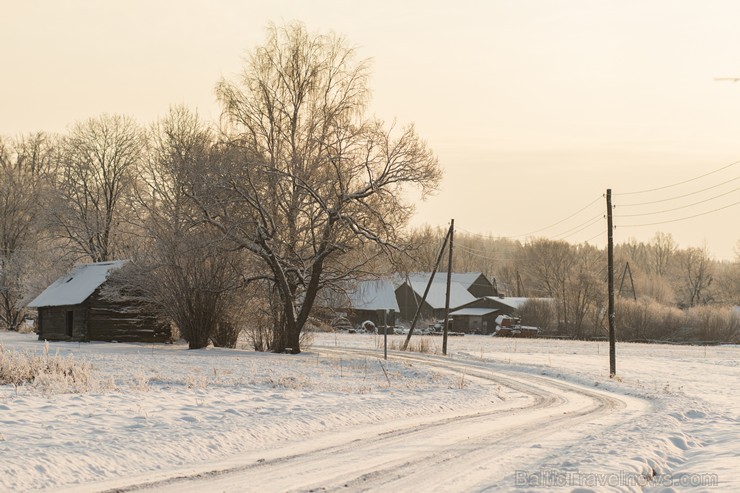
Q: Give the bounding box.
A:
[450,296,553,334]
[345,279,400,327]
[394,272,497,321]
[28,261,170,343]
[448,307,500,334]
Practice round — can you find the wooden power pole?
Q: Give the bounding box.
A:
[607,189,616,377]
[442,219,454,355]
[402,227,451,351]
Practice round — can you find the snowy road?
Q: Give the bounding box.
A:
[95,347,645,493]
[5,332,735,492]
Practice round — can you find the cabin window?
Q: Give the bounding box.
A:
[65,310,74,337]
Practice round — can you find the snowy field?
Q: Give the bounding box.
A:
[0,331,737,492]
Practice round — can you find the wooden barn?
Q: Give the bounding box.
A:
[28,261,171,343]
[395,274,478,321]
[448,307,501,334]
[450,296,553,334]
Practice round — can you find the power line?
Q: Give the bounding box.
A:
[584,230,604,243]
[455,245,515,263]
[510,195,603,237]
[615,186,740,218]
[456,195,603,240]
[617,175,740,206]
[617,200,740,227]
[616,159,739,196]
[552,212,605,239]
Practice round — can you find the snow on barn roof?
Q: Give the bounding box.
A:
[486,296,530,309]
[404,272,484,287]
[485,296,552,309]
[349,279,400,312]
[28,260,127,308]
[405,279,477,309]
[449,307,500,317]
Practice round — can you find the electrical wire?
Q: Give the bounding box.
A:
[456,195,603,240]
[615,186,740,217]
[617,175,740,206]
[617,200,740,227]
[507,195,603,237]
[583,230,605,243]
[615,160,740,195]
[551,212,605,239]
[555,215,605,241]
[455,245,515,262]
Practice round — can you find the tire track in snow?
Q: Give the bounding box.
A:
[310,347,634,492]
[95,346,641,493]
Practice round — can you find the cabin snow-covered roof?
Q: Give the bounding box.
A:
[28,261,127,308]
[349,279,400,312]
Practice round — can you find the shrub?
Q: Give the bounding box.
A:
[517,299,557,333]
[0,342,94,393]
[616,299,739,342]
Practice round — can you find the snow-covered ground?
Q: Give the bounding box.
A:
[0,331,737,492]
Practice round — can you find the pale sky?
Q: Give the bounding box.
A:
[2,1,739,260]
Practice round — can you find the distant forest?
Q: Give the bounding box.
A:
[401,226,740,343]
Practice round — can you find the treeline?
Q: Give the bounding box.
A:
[401,227,740,343]
[0,23,441,353]
[2,23,737,348]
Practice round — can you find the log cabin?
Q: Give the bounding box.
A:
[28,261,170,343]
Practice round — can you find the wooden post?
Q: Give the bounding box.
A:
[442,219,454,355]
[607,189,616,377]
[402,228,451,350]
[383,309,388,360]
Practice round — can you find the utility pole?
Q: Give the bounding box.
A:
[618,262,637,301]
[516,270,525,297]
[402,228,451,350]
[442,219,454,355]
[607,189,616,377]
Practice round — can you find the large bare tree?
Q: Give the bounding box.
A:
[115,107,246,349]
[53,114,142,262]
[190,23,441,353]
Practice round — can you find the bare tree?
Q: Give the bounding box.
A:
[11,132,61,177]
[190,23,441,353]
[52,114,143,262]
[675,245,714,307]
[565,244,606,338]
[650,232,676,277]
[119,107,246,349]
[0,136,59,330]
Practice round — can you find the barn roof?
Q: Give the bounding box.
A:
[404,272,486,288]
[449,307,500,317]
[404,279,477,309]
[484,296,552,309]
[28,260,127,308]
[349,279,400,312]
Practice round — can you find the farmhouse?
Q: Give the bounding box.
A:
[28,261,170,343]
